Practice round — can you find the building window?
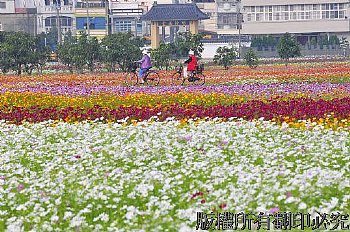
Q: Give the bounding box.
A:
[115,20,132,32]
[247,13,252,22]
[245,3,346,22]
[45,16,72,27]
[0,2,6,8]
[76,17,106,30]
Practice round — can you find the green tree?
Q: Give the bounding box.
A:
[76,33,100,72]
[213,46,237,69]
[244,48,259,69]
[277,33,301,65]
[24,36,50,74]
[0,31,36,75]
[57,33,77,73]
[151,43,176,70]
[174,32,204,58]
[101,32,141,72]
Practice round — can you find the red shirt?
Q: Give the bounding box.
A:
[185,55,198,71]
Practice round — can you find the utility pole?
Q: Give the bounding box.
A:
[105,0,109,35]
[56,0,62,45]
[236,0,242,58]
[86,0,90,37]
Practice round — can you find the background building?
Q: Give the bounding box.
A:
[241,0,350,42]
[0,0,37,34]
[74,0,108,39]
[37,0,74,35]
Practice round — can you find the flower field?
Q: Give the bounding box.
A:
[0,62,350,231]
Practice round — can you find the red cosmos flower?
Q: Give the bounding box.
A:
[74,155,81,159]
[191,191,204,199]
[201,199,206,204]
[219,203,227,209]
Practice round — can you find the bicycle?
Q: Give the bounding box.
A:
[171,64,205,86]
[124,63,160,86]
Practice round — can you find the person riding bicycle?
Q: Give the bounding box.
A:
[184,49,199,82]
[136,50,152,84]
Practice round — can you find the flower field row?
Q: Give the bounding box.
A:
[1,98,350,127]
[2,80,350,126]
[2,62,350,89]
[2,82,350,97]
[0,119,349,231]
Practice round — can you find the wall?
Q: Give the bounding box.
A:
[0,13,37,34]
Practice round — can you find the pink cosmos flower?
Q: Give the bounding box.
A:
[269,207,279,214]
[17,184,24,192]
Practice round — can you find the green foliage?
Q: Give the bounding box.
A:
[77,33,101,72]
[174,32,204,57]
[277,33,301,64]
[0,31,50,75]
[213,46,237,69]
[58,32,101,73]
[57,34,77,73]
[151,43,176,70]
[244,48,259,69]
[25,37,50,74]
[101,33,141,72]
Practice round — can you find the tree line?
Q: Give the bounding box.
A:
[0,31,301,75]
[0,30,203,75]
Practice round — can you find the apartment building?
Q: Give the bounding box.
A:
[241,0,350,41]
[37,0,74,35]
[109,0,147,36]
[74,0,108,39]
[0,0,37,34]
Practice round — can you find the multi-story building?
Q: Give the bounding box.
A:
[37,0,74,35]
[241,0,350,42]
[0,0,37,34]
[74,0,108,39]
[109,0,146,36]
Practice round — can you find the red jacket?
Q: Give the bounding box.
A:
[184,55,198,71]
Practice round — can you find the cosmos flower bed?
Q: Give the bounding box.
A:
[0,62,350,230]
[2,83,350,127]
[1,120,349,231]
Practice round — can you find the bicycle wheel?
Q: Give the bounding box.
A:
[145,71,160,86]
[195,73,205,86]
[171,72,185,86]
[124,72,138,86]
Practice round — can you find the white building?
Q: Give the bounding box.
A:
[241,0,350,40]
[36,0,74,35]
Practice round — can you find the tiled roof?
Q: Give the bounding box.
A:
[140,3,210,21]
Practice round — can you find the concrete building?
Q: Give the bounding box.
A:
[74,0,108,39]
[36,0,74,35]
[109,0,147,36]
[0,0,37,34]
[241,0,350,41]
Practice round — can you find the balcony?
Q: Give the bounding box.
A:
[75,2,106,9]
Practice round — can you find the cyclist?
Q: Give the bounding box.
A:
[184,49,199,82]
[136,50,152,84]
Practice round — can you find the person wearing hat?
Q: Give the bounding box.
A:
[136,50,152,84]
[184,49,199,82]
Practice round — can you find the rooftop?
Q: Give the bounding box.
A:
[140,3,210,21]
